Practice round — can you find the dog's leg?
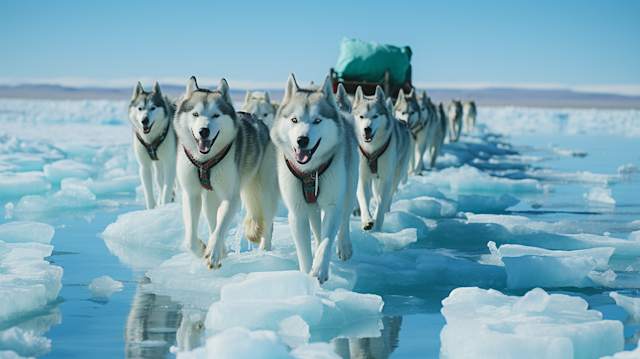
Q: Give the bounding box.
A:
[140,165,156,210]
[310,205,343,283]
[356,176,374,230]
[201,190,221,253]
[161,156,177,207]
[183,189,205,257]
[153,161,165,206]
[204,195,240,270]
[372,179,393,232]
[336,208,353,261]
[309,208,322,252]
[407,137,416,177]
[289,210,312,274]
[415,131,426,175]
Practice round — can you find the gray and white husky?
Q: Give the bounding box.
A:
[435,102,448,162]
[447,99,463,142]
[352,86,411,231]
[128,82,177,210]
[393,89,424,177]
[462,100,477,134]
[271,74,358,283]
[418,90,442,169]
[174,77,279,270]
[241,90,280,129]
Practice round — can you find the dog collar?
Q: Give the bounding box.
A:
[183,142,233,191]
[135,120,171,161]
[285,156,334,204]
[359,136,391,175]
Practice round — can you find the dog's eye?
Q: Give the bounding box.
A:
[263,113,268,117]
[291,118,298,123]
[213,113,220,118]
[138,107,142,111]
[313,118,322,124]
[373,115,378,119]
[359,115,364,119]
[151,107,156,111]
[193,112,199,117]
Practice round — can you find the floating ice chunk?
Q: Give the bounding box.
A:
[0,241,63,322]
[62,175,141,195]
[503,255,597,289]
[88,276,123,297]
[629,231,640,242]
[15,184,96,212]
[370,228,418,252]
[0,222,54,245]
[381,211,433,239]
[600,340,640,359]
[487,242,615,271]
[617,163,639,174]
[588,270,617,287]
[609,292,640,321]
[278,316,310,348]
[526,169,622,186]
[220,271,319,301]
[551,146,587,157]
[0,153,47,172]
[0,172,50,198]
[422,165,544,193]
[584,187,616,205]
[394,178,447,202]
[440,287,624,359]
[454,194,519,213]
[0,326,51,357]
[43,159,93,183]
[391,196,457,218]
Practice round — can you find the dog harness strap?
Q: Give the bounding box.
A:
[135,121,171,161]
[183,142,233,191]
[409,121,424,140]
[359,136,391,175]
[285,156,334,204]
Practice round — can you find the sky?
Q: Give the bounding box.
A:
[0,0,638,93]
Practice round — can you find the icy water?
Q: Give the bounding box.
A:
[1,102,639,358]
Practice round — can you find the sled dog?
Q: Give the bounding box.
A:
[418,91,442,169]
[434,102,448,162]
[352,86,411,231]
[242,90,279,129]
[174,77,279,270]
[271,74,358,283]
[447,99,462,142]
[128,82,177,210]
[463,100,477,134]
[393,89,424,177]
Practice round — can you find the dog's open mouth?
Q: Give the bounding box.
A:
[143,122,153,134]
[363,131,375,143]
[192,130,218,154]
[294,138,321,164]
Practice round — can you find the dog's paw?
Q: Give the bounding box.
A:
[309,263,330,284]
[187,237,206,258]
[362,220,374,231]
[204,245,223,271]
[337,241,353,261]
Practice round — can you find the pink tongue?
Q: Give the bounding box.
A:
[296,149,310,163]
[198,139,211,153]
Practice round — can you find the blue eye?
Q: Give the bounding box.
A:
[313,118,322,124]
[291,118,298,123]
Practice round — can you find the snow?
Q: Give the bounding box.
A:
[88,276,123,297]
[0,222,55,245]
[440,287,624,359]
[0,98,127,125]
[584,187,616,205]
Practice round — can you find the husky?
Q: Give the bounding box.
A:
[462,100,477,133]
[392,89,424,177]
[352,86,411,231]
[447,99,462,142]
[128,82,177,210]
[418,91,442,169]
[174,76,279,270]
[434,102,448,163]
[241,90,280,129]
[271,74,358,283]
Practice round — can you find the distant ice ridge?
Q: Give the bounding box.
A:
[440,287,624,359]
[420,164,547,193]
[584,187,616,205]
[618,163,639,174]
[0,98,128,124]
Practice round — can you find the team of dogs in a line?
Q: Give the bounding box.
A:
[128,75,477,283]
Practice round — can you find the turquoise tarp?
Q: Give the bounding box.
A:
[334,38,412,84]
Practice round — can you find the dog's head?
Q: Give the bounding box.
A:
[351,86,392,144]
[272,74,341,168]
[242,90,277,128]
[393,88,421,128]
[128,82,169,134]
[174,76,237,155]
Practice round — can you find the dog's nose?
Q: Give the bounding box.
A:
[142,117,149,126]
[297,136,309,148]
[199,128,210,139]
[364,127,372,136]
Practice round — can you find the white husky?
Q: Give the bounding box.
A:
[241,90,280,129]
[352,86,411,231]
[393,89,424,177]
[128,82,177,210]
[463,100,477,133]
[447,99,462,142]
[174,77,279,270]
[271,74,358,283]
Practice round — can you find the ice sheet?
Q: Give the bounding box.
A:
[0,222,55,245]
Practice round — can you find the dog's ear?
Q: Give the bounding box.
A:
[152,82,163,97]
[309,81,315,87]
[264,90,271,104]
[132,82,144,101]
[375,86,386,104]
[354,86,364,107]
[386,97,395,114]
[420,89,426,100]
[186,76,199,98]
[244,89,252,107]
[218,78,232,104]
[283,73,299,105]
[396,89,406,107]
[408,88,415,100]
[321,75,338,109]
[336,83,351,113]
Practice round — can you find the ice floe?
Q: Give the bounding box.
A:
[0,222,54,245]
[421,164,547,193]
[584,187,616,205]
[618,163,639,174]
[88,275,124,297]
[609,292,640,322]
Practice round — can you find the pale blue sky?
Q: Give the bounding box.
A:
[0,0,638,89]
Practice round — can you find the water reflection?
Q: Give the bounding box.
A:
[332,317,402,359]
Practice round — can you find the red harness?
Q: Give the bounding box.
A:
[183,143,233,191]
[285,156,334,204]
[134,120,171,161]
[359,136,391,175]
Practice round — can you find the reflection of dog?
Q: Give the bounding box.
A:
[463,100,477,133]
[128,82,177,209]
[174,77,279,269]
[271,74,357,283]
[447,99,462,142]
[333,316,403,359]
[392,89,423,177]
[352,86,411,232]
[242,90,280,129]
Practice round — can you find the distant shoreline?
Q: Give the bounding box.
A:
[1,85,639,109]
